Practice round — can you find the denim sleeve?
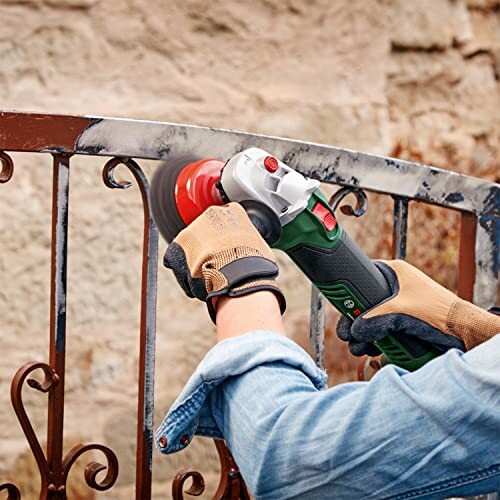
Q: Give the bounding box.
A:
[155,332,500,500]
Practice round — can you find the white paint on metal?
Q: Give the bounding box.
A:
[474,219,499,309]
[76,116,500,217]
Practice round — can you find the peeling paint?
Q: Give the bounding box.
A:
[73,115,500,217]
[1,112,495,216]
[52,156,70,353]
[474,215,500,309]
[445,192,465,203]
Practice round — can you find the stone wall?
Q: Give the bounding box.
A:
[0,0,498,497]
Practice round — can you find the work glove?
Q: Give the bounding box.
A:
[337,260,500,356]
[163,202,286,321]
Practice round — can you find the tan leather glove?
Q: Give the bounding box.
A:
[163,202,286,321]
[337,260,500,355]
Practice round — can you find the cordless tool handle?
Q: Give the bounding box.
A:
[274,190,441,371]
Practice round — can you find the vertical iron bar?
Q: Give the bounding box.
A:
[102,158,159,500]
[392,197,409,260]
[309,286,325,370]
[458,212,477,302]
[473,215,500,308]
[136,197,158,500]
[47,153,71,498]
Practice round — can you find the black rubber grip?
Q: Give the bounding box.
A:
[288,230,391,309]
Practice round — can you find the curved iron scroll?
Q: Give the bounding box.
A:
[329,186,368,217]
[172,440,250,500]
[0,151,14,183]
[10,362,57,485]
[0,483,21,499]
[102,157,159,499]
[172,469,206,498]
[9,361,118,496]
[62,443,119,491]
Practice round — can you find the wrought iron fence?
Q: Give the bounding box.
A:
[0,111,498,499]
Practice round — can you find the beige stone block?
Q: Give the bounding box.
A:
[463,9,500,53]
[391,0,455,49]
[466,0,500,8]
[1,0,97,4]
[494,47,500,77]
[388,50,465,86]
[451,0,474,45]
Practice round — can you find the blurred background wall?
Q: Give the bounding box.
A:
[0,0,499,497]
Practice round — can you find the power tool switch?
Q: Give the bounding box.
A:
[312,202,337,231]
[263,156,279,172]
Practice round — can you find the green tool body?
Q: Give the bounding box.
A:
[215,147,441,371]
[274,190,440,371]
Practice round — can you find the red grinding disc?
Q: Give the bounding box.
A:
[150,157,225,243]
[174,159,225,225]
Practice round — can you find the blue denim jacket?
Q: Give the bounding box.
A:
[155,332,500,499]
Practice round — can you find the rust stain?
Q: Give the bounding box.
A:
[0,112,92,152]
[458,211,477,302]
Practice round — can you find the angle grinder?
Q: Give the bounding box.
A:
[150,147,440,371]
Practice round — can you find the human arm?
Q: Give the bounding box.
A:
[215,291,285,341]
[207,333,500,499]
[156,327,500,499]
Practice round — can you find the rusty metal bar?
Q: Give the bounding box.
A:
[458,212,477,302]
[0,112,499,218]
[45,153,71,498]
[102,158,159,499]
[392,197,409,260]
[309,287,326,370]
[474,215,500,308]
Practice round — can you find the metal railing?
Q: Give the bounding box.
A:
[0,111,498,499]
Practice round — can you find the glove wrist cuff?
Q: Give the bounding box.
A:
[203,250,286,323]
[447,299,500,349]
[205,255,279,289]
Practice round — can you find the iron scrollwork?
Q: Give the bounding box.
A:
[172,469,206,498]
[62,443,119,491]
[329,186,368,217]
[10,362,58,485]
[8,361,118,499]
[172,439,250,500]
[0,151,14,183]
[6,361,119,497]
[0,483,21,500]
